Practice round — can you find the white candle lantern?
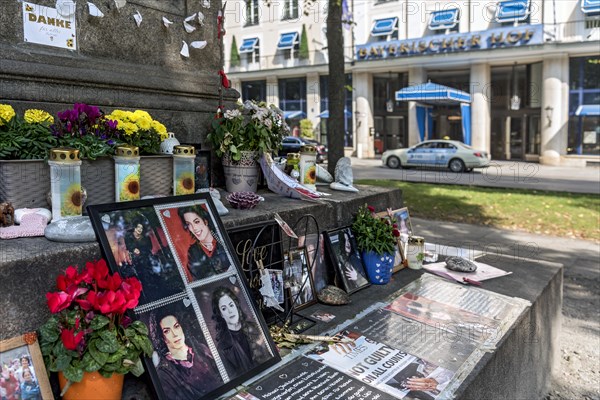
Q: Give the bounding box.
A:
[406,236,425,270]
[299,145,317,190]
[114,145,140,202]
[173,145,195,195]
[48,147,82,221]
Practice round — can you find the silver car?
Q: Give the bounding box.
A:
[381,140,490,172]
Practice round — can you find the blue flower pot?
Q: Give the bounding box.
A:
[361,251,394,285]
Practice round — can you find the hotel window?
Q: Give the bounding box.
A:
[282,0,299,20]
[495,0,530,24]
[239,37,259,64]
[370,17,399,42]
[581,0,600,15]
[242,80,266,102]
[277,31,299,59]
[245,0,259,27]
[429,8,460,32]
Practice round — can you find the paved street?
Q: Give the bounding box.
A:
[348,158,600,194]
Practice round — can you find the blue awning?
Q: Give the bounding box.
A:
[575,104,600,116]
[395,82,471,105]
[496,0,530,23]
[582,0,600,14]
[239,37,259,53]
[277,32,299,50]
[283,110,306,119]
[429,8,460,30]
[318,109,353,118]
[371,17,398,36]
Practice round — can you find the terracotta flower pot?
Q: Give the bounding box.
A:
[58,371,124,400]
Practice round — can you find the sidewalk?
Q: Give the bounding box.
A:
[412,217,600,400]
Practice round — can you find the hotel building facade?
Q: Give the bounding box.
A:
[224,0,600,166]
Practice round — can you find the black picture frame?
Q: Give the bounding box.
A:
[324,227,370,294]
[283,248,318,311]
[226,221,288,326]
[195,150,211,189]
[87,193,280,400]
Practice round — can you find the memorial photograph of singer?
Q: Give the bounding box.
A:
[159,203,232,282]
[146,300,223,400]
[195,280,273,380]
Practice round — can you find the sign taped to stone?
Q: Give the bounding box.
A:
[23,2,77,50]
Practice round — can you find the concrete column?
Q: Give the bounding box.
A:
[560,56,570,157]
[408,66,427,146]
[266,76,279,107]
[354,72,374,158]
[306,72,320,127]
[540,55,567,165]
[470,63,491,154]
[231,79,242,97]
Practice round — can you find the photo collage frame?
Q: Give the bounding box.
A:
[88,193,280,400]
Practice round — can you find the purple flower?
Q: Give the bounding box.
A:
[107,119,118,130]
[107,139,115,145]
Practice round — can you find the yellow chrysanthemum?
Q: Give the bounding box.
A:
[121,122,139,135]
[159,131,169,141]
[120,173,140,201]
[0,104,16,126]
[175,172,195,195]
[61,183,83,216]
[136,116,151,131]
[108,110,128,120]
[133,110,152,121]
[24,109,54,124]
[151,120,167,135]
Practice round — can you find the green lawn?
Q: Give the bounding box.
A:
[356,180,600,242]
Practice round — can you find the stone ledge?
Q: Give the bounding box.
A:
[0,185,402,340]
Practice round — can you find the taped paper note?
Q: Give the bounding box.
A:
[87,2,104,17]
[180,41,189,57]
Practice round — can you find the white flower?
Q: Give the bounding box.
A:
[224,109,241,119]
[263,118,273,129]
[243,100,259,111]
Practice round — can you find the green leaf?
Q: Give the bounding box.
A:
[88,340,109,366]
[90,315,110,330]
[106,348,126,364]
[39,319,60,343]
[131,334,153,355]
[131,320,149,335]
[98,370,113,378]
[55,354,73,371]
[63,364,84,383]
[81,351,102,372]
[101,361,119,372]
[96,331,119,353]
[129,359,145,377]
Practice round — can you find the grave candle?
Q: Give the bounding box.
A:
[114,145,140,202]
[173,145,195,195]
[48,147,82,221]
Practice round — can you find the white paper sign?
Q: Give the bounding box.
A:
[23,2,76,50]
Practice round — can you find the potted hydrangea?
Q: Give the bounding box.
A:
[39,259,152,400]
[351,204,401,284]
[207,100,289,192]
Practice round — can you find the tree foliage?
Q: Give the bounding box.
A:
[230,35,240,68]
[299,24,309,60]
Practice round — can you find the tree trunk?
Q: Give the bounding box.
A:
[326,0,345,176]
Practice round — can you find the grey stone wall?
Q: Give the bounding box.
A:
[0,0,238,146]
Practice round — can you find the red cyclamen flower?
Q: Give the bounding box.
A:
[60,328,84,351]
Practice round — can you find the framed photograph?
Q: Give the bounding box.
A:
[376,208,413,273]
[87,193,281,400]
[195,150,211,189]
[89,205,185,305]
[283,248,318,310]
[227,221,288,325]
[324,227,370,294]
[267,269,285,305]
[193,276,279,383]
[298,233,334,294]
[0,332,53,400]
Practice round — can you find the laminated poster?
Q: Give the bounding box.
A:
[23,2,77,50]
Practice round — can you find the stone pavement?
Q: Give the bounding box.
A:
[411,217,600,400]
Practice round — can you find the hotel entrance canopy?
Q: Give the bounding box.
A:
[395,82,472,144]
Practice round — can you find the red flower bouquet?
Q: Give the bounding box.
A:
[39,259,152,386]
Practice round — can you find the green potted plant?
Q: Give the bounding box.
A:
[351,204,400,284]
[207,100,289,192]
[39,259,152,400]
[0,105,57,160]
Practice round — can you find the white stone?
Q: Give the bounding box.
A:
[45,216,96,242]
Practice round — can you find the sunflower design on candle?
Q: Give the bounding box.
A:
[120,172,140,201]
[61,183,82,216]
[304,165,316,185]
[175,171,195,195]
